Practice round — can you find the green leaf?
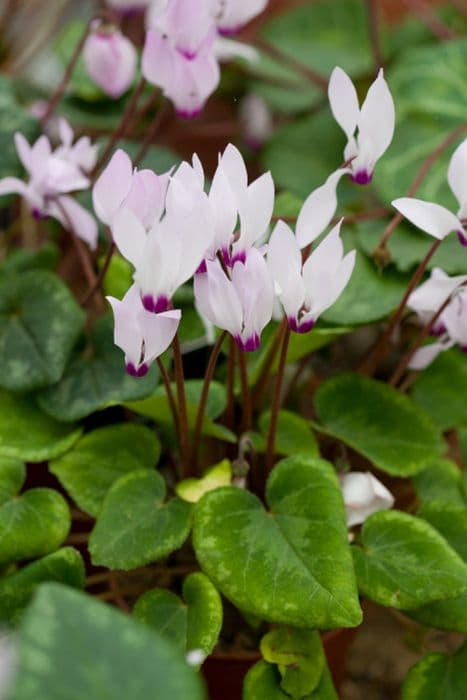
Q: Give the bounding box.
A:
[0,390,81,461]
[37,315,158,422]
[258,410,319,457]
[102,254,133,300]
[0,76,39,184]
[0,547,84,626]
[89,470,192,570]
[417,502,467,561]
[314,373,443,476]
[176,460,232,504]
[9,583,206,700]
[412,459,466,507]
[49,424,161,517]
[389,39,467,123]
[411,350,467,431]
[401,641,467,700]
[0,457,25,506]
[352,510,467,609]
[0,271,85,391]
[260,628,325,698]
[193,456,362,629]
[407,595,467,635]
[0,488,70,566]
[134,572,222,658]
[243,661,338,700]
[1,244,59,275]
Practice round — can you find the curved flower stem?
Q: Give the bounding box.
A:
[366,0,384,71]
[81,240,115,307]
[134,98,170,167]
[189,331,227,475]
[224,337,236,429]
[359,239,442,376]
[92,76,147,178]
[390,280,467,387]
[374,124,467,262]
[404,0,457,41]
[253,37,328,91]
[252,318,287,407]
[156,356,179,442]
[172,334,190,474]
[265,322,290,475]
[238,346,252,433]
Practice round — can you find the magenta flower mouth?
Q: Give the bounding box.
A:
[196,259,207,274]
[31,207,48,221]
[126,362,149,377]
[235,333,260,352]
[142,294,170,313]
[351,170,373,186]
[288,317,315,334]
[176,107,203,119]
[457,230,467,247]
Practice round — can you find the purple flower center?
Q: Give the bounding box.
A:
[176,107,203,120]
[218,25,241,36]
[457,230,467,247]
[430,322,447,337]
[196,259,207,274]
[126,362,149,377]
[142,294,170,313]
[178,48,197,60]
[288,316,315,334]
[351,170,373,186]
[235,333,260,352]
[31,207,48,221]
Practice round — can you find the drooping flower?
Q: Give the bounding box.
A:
[340,472,394,528]
[408,267,467,331]
[83,22,137,99]
[194,247,274,351]
[107,284,181,376]
[92,148,169,229]
[328,67,395,185]
[393,137,467,246]
[0,122,98,248]
[209,0,268,34]
[112,158,213,311]
[267,219,356,333]
[207,143,274,265]
[239,93,273,150]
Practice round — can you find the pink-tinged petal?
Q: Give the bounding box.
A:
[138,308,181,365]
[169,50,220,118]
[194,260,243,337]
[45,155,90,194]
[213,0,268,33]
[267,220,305,319]
[447,137,467,219]
[0,177,38,206]
[58,119,74,148]
[83,31,137,99]
[341,472,394,528]
[50,196,98,250]
[124,169,169,230]
[209,160,238,252]
[236,171,274,250]
[134,217,182,302]
[409,340,451,370]
[357,69,395,167]
[296,168,348,248]
[220,143,248,197]
[231,247,274,346]
[392,197,462,240]
[328,67,360,141]
[107,285,143,367]
[214,37,258,63]
[142,29,176,90]
[29,135,52,176]
[14,132,33,172]
[112,207,147,267]
[92,149,133,225]
[162,0,214,57]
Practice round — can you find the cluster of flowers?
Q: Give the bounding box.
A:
[84,0,267,115]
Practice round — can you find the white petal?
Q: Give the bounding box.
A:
[92,149,133,225]
[14,132,33,172]
[50,196,98,250]
[341,472,394,527]
[214,37,258,63]
[447,137,467,218]
[408,341,451,370]
[58,118,74,148]
[357,69,395,165]
[209,161,238,251]
[220,143,248,197]
[392,197,463,240]
[328,67,359,141]
[107,286,143,366]
[442,291,467,347]
[296,168,348,248]
[236,171,274,250]
[0,177,38,206]
[194,262,243,337]
[112,207,147,266]
[138,308,181,364]
[408,269,467,317]
[231,247,274,343]
[267,220,304,319]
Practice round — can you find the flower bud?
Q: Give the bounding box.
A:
[83,24,137,99]
[340,471,394,527]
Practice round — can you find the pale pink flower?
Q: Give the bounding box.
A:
[209,0,268,34]
[340,472,394,528]
[83,24,137,99]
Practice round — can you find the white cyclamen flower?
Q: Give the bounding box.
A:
[340,472,394,528]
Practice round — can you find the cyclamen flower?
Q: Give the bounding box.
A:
[268,219,355,333]
[408,267,467,331]
[207,143,274,264]
[328,67,395,185]
[209,0,268,34]
[194,247,274,351]
[92,149,169,229]
[340,472,394,528]
[112,158,213,311]
[107,284,181,376]
[0,121,98,248]
[393,137,467,246]
[83,23,137,99]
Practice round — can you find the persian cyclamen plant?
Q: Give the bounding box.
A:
[0,2,466,700]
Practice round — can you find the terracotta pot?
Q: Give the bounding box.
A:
[202,627,356,700]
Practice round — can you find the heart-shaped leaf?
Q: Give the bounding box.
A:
[401,641,467,700]
[0,547,84,626]
[258,411,319,457]
[0,487,70,566]
[0,390,81,461]
[413,459,467,507]
[0,457,25,505]
[176,460,232,504]
[0,271,85,392]
[352,510,467,609]
[37,315,158,422]
[134,572,222,658]
[49,424,161,517]
[244,661,337,700]
[89,470,192,570]
[9,583,207,700]
[193,456,361,629]
[314,373,443,476]
[417,502,467,561]
[411,350,467,431]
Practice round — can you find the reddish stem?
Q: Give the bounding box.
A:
[253,37,328,91]
[172,334,190,473]
[265,323,290,475]
[238,346,252,432]
[366,0,384,71]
